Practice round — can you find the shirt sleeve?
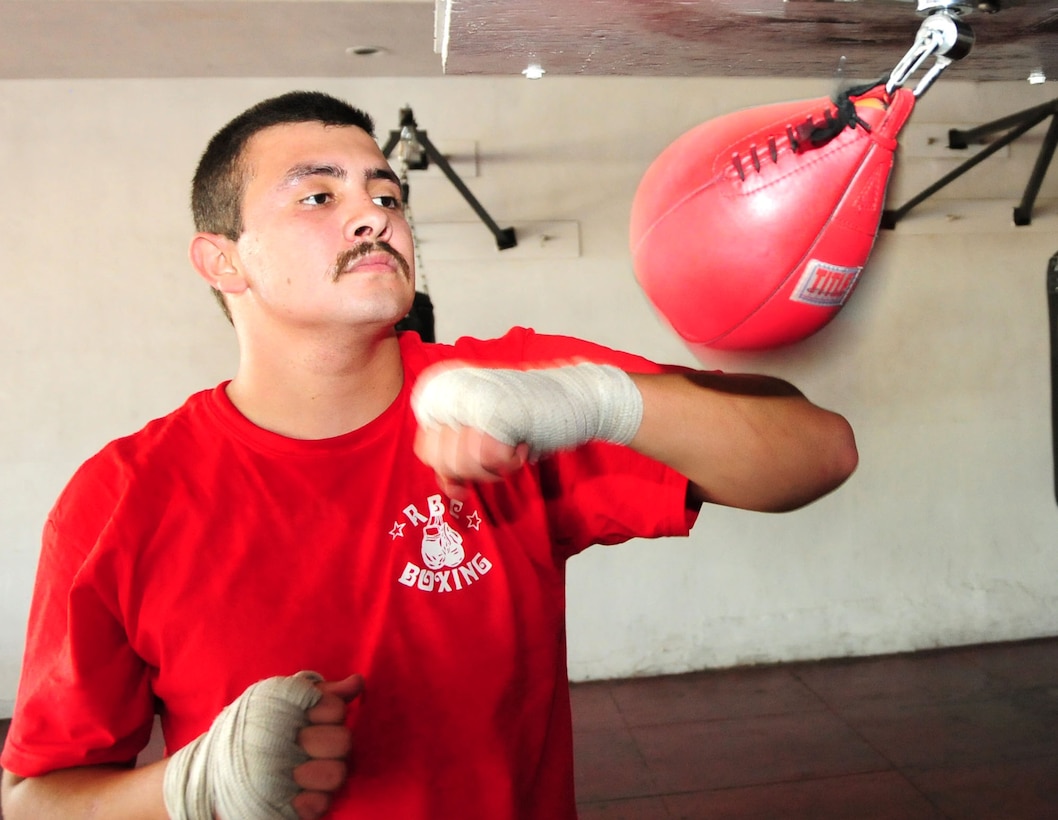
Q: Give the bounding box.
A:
[535,441,697,560]
[449,325,694,376]
[452,327,700,559]
[0,454,155,777]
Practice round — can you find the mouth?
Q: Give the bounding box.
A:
[347,252,400,274]
[333,243,411,281]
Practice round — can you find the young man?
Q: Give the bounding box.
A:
[0,91,858,820]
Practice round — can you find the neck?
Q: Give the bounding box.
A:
[226,324,405,440]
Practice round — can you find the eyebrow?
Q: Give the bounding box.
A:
[368,166,402,187]
[279,163,401,189]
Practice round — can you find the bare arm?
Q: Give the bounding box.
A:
[628,371,857,512]
[1,763,169,820]
[412,364,857,511]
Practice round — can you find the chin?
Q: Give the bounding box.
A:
[356,292,415,327]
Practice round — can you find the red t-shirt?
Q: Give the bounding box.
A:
[3,327,696,819]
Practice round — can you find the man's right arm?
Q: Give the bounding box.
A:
[1,762,170,820]
[1,671,362,820]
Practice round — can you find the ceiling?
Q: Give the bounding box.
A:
[1,0,1056,84]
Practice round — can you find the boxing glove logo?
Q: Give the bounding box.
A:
[419,495,466,570]
[394,492,492,594]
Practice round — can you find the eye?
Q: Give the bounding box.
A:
[372,195,403,210]
[300,192,333,206]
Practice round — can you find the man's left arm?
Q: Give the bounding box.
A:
[627,370,857,512]
[411,363,857,512]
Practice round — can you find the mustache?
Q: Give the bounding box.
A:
[332,241,412,282]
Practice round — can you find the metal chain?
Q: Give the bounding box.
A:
[396,150,429,296]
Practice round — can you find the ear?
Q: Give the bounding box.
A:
[189,233,248,296]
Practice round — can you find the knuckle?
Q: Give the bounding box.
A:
[293,758,348,792]
[305,692,346,723]
[291,789,331,819]
[298,723,352,756]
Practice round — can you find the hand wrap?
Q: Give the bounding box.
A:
[412,362,644,458]
[163,672,323,820]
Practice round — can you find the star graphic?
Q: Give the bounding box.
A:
[388,522,406,540]
[465,511,482,531]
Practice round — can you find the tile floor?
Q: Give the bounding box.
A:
[1,637,1056,819]
[571,637,1058,819]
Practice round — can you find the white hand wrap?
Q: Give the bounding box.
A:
[163,672,323,820]
[412,362,644,458]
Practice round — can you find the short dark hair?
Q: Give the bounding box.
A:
[192,91,376,240]
[191,91,376,321]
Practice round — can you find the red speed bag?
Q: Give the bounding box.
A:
[630,87,916,351]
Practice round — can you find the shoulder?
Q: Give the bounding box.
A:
[399,327,671,373]
[49,387,220,534]
[93,387,217,474]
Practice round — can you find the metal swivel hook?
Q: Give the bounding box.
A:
[886,0,976,98]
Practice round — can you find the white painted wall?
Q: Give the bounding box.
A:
[3,76,1058,714]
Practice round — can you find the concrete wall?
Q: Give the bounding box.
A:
[2,75,1057,714]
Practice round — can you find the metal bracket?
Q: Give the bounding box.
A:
[886,3,975,98]
[380,107,517,251]
[1049,252,1058,507]
[881,98,1058,228]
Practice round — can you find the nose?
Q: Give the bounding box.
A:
[344,197,392,243]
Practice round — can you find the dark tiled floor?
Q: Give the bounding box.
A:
[1,638,1056,819]
[571,637,1058,819]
